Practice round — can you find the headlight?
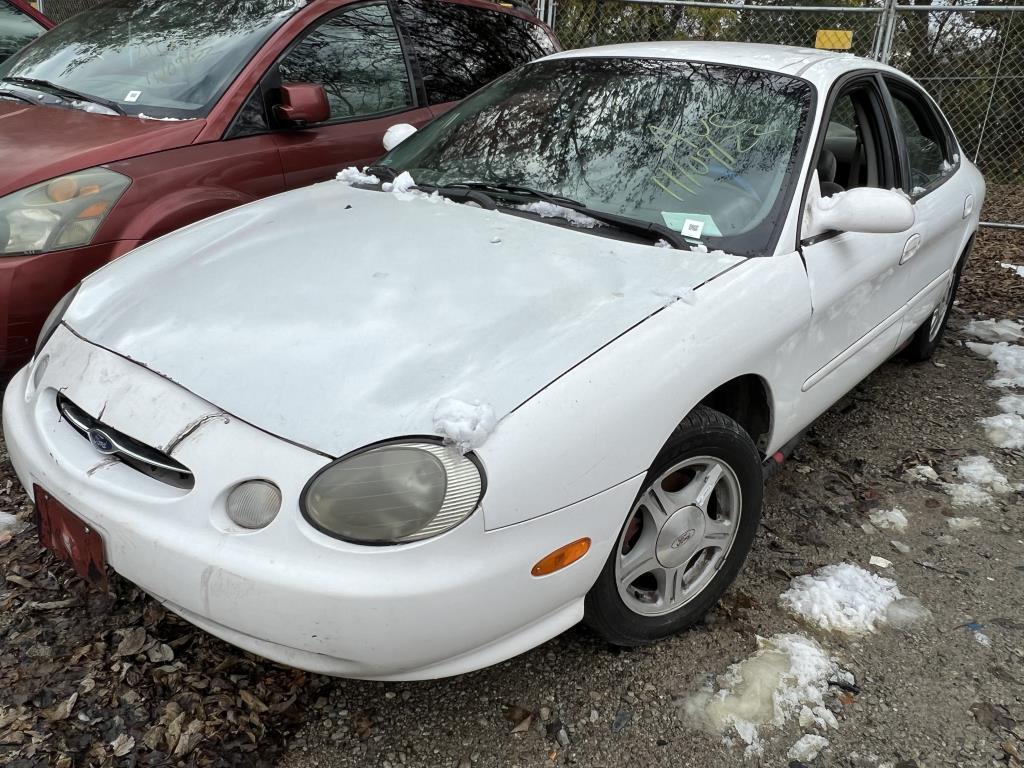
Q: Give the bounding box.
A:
[302,441,485,544]
[34,284,80,358]
[0,168,130,256]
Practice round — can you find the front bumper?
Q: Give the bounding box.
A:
[3,328,641,680]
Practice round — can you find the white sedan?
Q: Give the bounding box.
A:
[4,42,983,680]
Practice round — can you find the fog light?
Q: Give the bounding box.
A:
[226,481,282,530]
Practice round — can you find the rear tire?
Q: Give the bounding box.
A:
[583,406,763,647]
[903,241,972,362]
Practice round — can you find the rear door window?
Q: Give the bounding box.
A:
[393,0,557,105]
[886,81,956,196]
[278,2,413,123]
[0,0,46,63]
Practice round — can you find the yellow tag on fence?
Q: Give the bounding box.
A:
[815,30,854,50]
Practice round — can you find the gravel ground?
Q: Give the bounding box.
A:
[1,220,1022,768]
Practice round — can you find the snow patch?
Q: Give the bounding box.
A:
[383,123,417,151]
[137,113,196,122]
[981,412,1024,450]
[944,482,993,508]
[684,634,840,757]
[948,516,982,531]
[788,734,830,762]
[868,507,908,532]
[966,342,1024,388]
[336,166,380,185]
[0,512,20,534]
[382,171,417,195]
[780,563,916,635]
[904,465,939,483]
[515,201,603,229]
[963,319,1024,344]
[999,394,1024,414]
[433,398,496,454]
[1000,263,1024,279]
[956,455,1020,494]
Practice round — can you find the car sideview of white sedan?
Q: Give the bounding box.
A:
[4,42,983,680]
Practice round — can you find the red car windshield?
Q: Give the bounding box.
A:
[0,0,300,118]
[0,0,47,63]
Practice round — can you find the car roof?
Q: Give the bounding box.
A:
[544,41,903,87]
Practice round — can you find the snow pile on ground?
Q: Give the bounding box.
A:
[905,464,939,483]
[780,563,926,635]
[788,734,830,762]
[868,507,908,532]
[433,398,496,454]
[336,166,380,185]
[684,634,840,757]
[515,201,603,229]
[966,341,1024,388]
[999,394,1024,414]
[1001,263,1024,279]
[948,516,983,531]
[963,319,1024,344]
[0,512,20,534]
[945,482,995,507]
[981,412,1024,450]
[956,455,1021,494]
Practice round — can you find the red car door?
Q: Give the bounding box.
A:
[269,1,433,189]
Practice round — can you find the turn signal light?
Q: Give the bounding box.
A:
[531,538,591,577]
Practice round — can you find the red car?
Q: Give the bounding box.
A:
[0,0,558,376]
[0,0,51,62]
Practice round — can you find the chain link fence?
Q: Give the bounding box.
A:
[547,0,1024,227]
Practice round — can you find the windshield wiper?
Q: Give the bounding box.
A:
[363,164,399,182]
[0,90,36,105]
[448,181,693,250]
[3,77,127,116]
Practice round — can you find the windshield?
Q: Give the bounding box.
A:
[0,0,301,118]
[382,57,813,255]
[0,1,46,63]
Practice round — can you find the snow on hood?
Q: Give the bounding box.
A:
[65,181,743,457]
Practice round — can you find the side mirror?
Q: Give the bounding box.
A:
[804,170,915,239]
[383,123,417,152]
[274,83,330,128]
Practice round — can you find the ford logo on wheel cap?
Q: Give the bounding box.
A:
[87,428,117,455]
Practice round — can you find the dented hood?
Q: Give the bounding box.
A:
[65,182,743,457]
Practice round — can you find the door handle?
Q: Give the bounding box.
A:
[901,233,922,265]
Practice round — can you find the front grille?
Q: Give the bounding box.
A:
[57,395,195,490]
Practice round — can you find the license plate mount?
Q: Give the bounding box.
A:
[34,485,107,588]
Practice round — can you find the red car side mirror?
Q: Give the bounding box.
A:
[275,83,331,128]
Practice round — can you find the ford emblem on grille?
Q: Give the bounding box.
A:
[87,428,117,455]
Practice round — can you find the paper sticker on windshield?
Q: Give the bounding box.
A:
[681,219,705,239]
[662,212,722,238]
[124,90,142,103]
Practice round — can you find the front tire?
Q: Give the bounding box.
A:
[583,406,763,647]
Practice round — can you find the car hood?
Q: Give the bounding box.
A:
[0,101,204,196]
[65,181,744,457]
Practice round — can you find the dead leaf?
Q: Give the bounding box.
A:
[114,627,147,657]
[239,689,269,713]
[173,720,203,757]
[42,693,78,722]
[146,643,174,663]
[110,733,135,757]
[511,714,533,733]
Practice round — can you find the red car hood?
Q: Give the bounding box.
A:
[0,102,205,196]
